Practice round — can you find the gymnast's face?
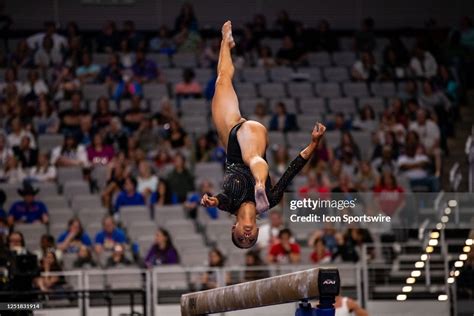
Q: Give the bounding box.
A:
[232,203,259,249]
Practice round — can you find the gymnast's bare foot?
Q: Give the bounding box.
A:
[221,20,235,49]
[255,183,269,215]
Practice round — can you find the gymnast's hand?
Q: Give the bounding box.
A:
[201,194,219,207]
[311,122,326,143]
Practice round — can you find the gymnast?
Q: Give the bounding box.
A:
[201,21,326,249]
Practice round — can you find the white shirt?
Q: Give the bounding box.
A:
[7,130,37,148]
[20,80,49,96]
[410,52,438,78]
[397,154,429,179]
[137,175,158,194]
[257,223,283,249]
[29,165,57,182]
[335,297,352,316]
[50,145,89,166]
[26,32,68,51]
[409,120,440,149]
[0,147,13,168]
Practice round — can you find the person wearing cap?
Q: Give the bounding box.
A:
[7,182,49,226]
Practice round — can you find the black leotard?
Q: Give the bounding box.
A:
[215,121,308,214]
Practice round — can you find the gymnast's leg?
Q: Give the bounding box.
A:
[211,21,243,149]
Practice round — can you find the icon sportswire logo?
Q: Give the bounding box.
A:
[322,279,336,285]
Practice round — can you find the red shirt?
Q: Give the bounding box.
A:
[269,242,300,264]
[299,185,331,200]
[373,186,404,216]
[310,250,332,264]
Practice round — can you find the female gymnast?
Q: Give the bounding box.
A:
[201,21,326,249]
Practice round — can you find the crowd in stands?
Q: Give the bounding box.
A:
[0,2,473,292]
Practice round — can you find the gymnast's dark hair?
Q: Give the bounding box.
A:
[231,230,258,249]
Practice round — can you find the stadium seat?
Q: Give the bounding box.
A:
[154,266,189,290]
[82,84,108,100]
[297,67,323,82]
[161,68,183,84]
[239,98,266,115]
[62,181,91,201]
[107,269,144,289]
[148,53,171,68]
[57,167,84,187]
[235,82,258,99]
[268,67,294,82]
[259,83,287,98]
[241,67,268,83]
[195,162,223,181]
[297,115,322,131]
[315,82,341,98]
[120,205,151,224]
[15,223,46,249]
[332,51,357,67]
[142,83,169,99]
[307,52,332,67]
[299,98,327,115]
[328,97,357,116]
[180,98,208,116]
[37,134,64,154]
[118,98,148,112]
[267,131,286,146]
[285,131,310,149]
[35,182,59,198]
[323,66,350,82]
[92,53,109,65]
[351,131,373,160]
[194,68,213,86]
[181,249,208,266]
[180,116,209,134]
[342,82,370,97]
[48,209,73,226]
[370,82,397,98]
[42,196,70,211]
[287,82,314,98]
[127,221,157,240]
[154,205,186,224]
[357,97,386,116]
[77,208,107,227]
[58,100,87,112]
[71,195,102,212]
[338,37,353,51]
[171,52,198,68]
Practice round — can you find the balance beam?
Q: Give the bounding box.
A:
[181,268,335,315]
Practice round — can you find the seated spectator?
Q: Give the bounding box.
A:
[164,119,190,149]
[87,133,115,166]
[372,145,398,174]
[76,53,101,84]
[132,49,158,82]
[418,79,451,113]
[334,228,373,262]
[73,245,97,268]
[298,171,331,199]
[33,234,62,263]
[312,19,338,52]
[249,103,270,128]
[373,171,405,217]
[34,96,60,134]
[50,134,89,168]
[0,134,13,170]
[52,66,81,101]
[434,65,459,105]
[310,237,332,264]
[145,228,180,267]
[34,35,63,68]
[104,117,129,153]
[114,176,145,213]
[12,136,38,169]
[174,3,199,32]
[308,224,339,254]
[101,158,129,210]
[257,210,284,250]
[276,35,306,66]
[0,156,26,184]
[166,153,194,203]
[57,217,93,253]
[332,173,358,198]
[244,250,269,281]
[99,53,124,85]
[354,17,375,51]
[20,69,49,101]
[335,132,361,161]
[271,145,290,177]
[256,46,276,68]
[185,180,218,219]
[121,20,145,51]
[122,95,147,132]
[7,182,49,226]
[93,97,116,129]
[410,46,438,79]
[59,92,89,133]
[397,142,438,191]
[380,46,406,80]
[106,244,132,268]
[96,21,120,53]
[9,40,33,69]
[201,248,227,290]
[28,153,57,182]
[174,68,203,97]
[354,161,378,191]
[194,135,213,163]
[269,102,298,132]
[26,21,67,52]
[326,112,352,132]
[274,10,296,37]
[389,98,409,127]
[306,138,334,170]
[340,147,359,179]
[7,231,29,255]
[7,117,36,148]
[149,25,176,55]
[34,250,66,292]
[78,114,95,145]
[136,160,158,199]
[352,105,378,132]
[351,51,378,82]
[174,24,202,53]
[94,215,126,254]
[268,228,301,264]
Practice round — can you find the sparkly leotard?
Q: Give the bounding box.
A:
[215,121,308,215]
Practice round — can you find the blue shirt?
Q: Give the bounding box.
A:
[95,228,126,250]
[188,193,218,219]
[114,191,145,213]
[8,200,48,223]
[0,208,6,219]
[57,230,93,253]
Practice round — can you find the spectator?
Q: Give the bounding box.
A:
[274,10,296,35]
[164,119,190,149]
[121,20,144,51]
[257,210,284,250]
[354,161,378,191]
[76,53,101,84]
[271,145,290,177]
[59,92,89,133]
[380,46,406,80]
[26,21,67,52]
[34,96,60,134]
[334,228,373,262]
[0,134,13,170]
[9,40,32,68]
[12,136,37,169]
[256,46,276,68]
[34,250,66,292]
[7,231,29,255]
[201,248,227,290]
[174,24,202,53]
[352,105,378,132]
[57,217,93,253]
[92,97,116,129]
[104,117,129,153]
[118,39,134,68]
[145,228,180,267]
[7,182,49,226]
[340,147,359,179]
[409,46,438,79]
[326,112,352,132]
[354,17,376,52]
[20,69,49,101]
[122,95,147,132]
[136,160,158,199]
[185,180,218,219]
[106,244,132,267]
[308,224,339,254]
[249,103,270,128]
[372,145,398,174]
[174,68,203,97]
[7,117,36,148]
[459,16,474,50]
[96,21,120,53]
[34,35,63,68]
[99,53,124,88]
[276,35,305,66]
[306,137,334,170]
[28,153,57,182]
[194,135,213,163]
[174,3,198,32]
[313,19,338,52]
[0,156,26,184]
[87,133,115,166]
[52,66,81,100]
[269,102,298,132]
[114,176,145,213]
[94,215,126,254]
[150,25,176,55]
[398,79,419,101]
[310,237,332,264]
[332,173,358,198]
[434,65,459,105]
[268,228,301,264]
[73,245,97,268]
[244,250,269,281]
[372,130,400,162]
[50,134,89,167]
[33,234,62,263]
[373,171,405,217]
[101,158,129,210]
[334,296,369,316]
[298,171,331,199]
[335,132,361,161]
[351,51,378,81]
[166,153,194,203]
[0,68,22,93]
[418,79,451,111]
[78,115,95,146]
[132,50,158,82]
